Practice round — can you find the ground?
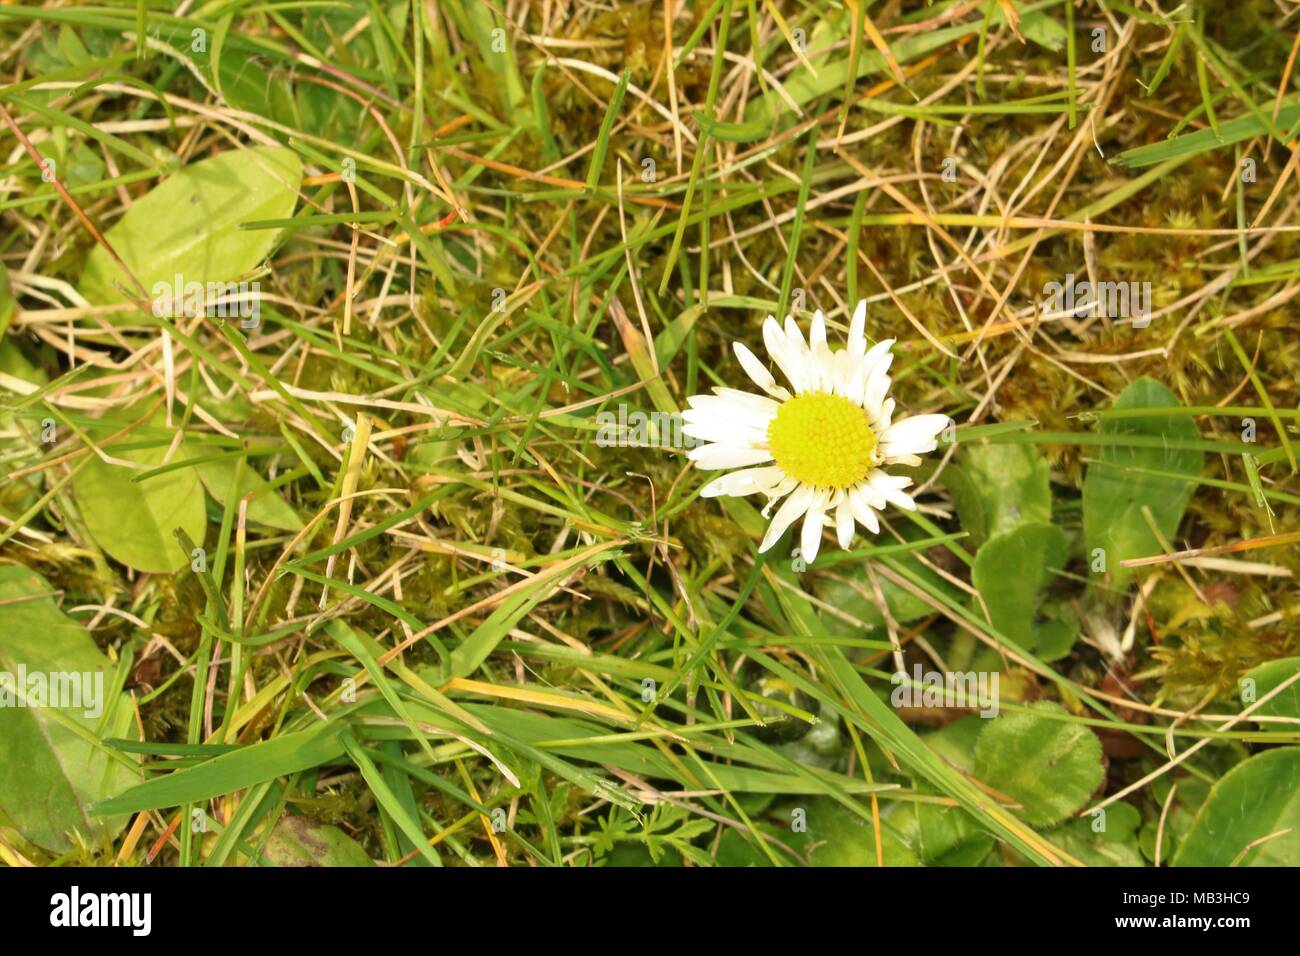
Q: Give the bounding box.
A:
[0,0,1298,869]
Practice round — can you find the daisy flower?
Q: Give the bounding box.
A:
[682,301,949,564]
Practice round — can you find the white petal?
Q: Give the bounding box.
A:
[873,396,896,431]
[782,315,822,393]
[685,393,777,429]
[836,497,856,549]
[880,441,932,460]
[859,486,887,511]
[780,314,821,392]
[689,443,774,470]
[848,486,881,533]
[808,314,834,392]
[884,453,923,468]
[763,317,809,393]
[831,349,855,397]
[810,344,832,392]
[868,469,917,510]
[864,338,895,368]
[783,315,807,351]
[699,466,786,498]
[864,365,892,416]
[844,339,892,406]
[810,310,827,352]
[869,470,912,491]
[681,406,770,444]
[800,491,830,564]
[847,300,867,356]
[711,388,783,415]
[859,340,895,402]
[882,414,950,445]
[885,489,917,510]
[760,484,815,552]
[733,342,787,399]
[683,418,768,446]
[682,406,750,429]
[880,414,949,458]
[761,477,800,516]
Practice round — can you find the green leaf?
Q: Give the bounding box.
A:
[922,715,983,773]
[0,336,42,384]
[1020,11,1068,52]
[714,826,778,867]
[0,262,13,336]
[1034,611,1080,662]
[0,341,48,521]
[1138,776,1209,863]
[745,21,986,125]
[217,56,365,145]
[974,701,1105,827]
[1114,103,1300,169]
[450,546,618,677]
[795,787,992,866]
[73,434,208,574]
[948,442,1052,548]
[187,443,303,532]
[78,145,303,306]
[1049,802,1145,866]
[814,570,945,630]
[0,566,139,851]
[92,722,345,816]
[217,58,298,131]
[758,558,1075,864]
[454,0,528,123]
[1173,748,1300,866]
[1082,378,1202,592]
[337,731,440,865]
[971,521,1068,652]
[260,815,374,867]
[894,783,995,866]
[794,796,920,867]
[814,525,965,631]
[56,25,90,67]
[1242,657,1300,721]
[1091,800,1142,842]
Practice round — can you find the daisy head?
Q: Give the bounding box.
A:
[683,301,949,564]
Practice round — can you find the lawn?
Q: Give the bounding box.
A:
[1,0,1299,869]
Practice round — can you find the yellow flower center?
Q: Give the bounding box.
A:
[767,392,877,490]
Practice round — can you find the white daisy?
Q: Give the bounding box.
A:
[683,301,949,564]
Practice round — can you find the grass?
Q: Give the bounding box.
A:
[1,0,1300,869]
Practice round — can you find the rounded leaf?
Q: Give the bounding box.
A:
[78,146,302,307]
[1173,748,1300,866]
[974,701,1105,827]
